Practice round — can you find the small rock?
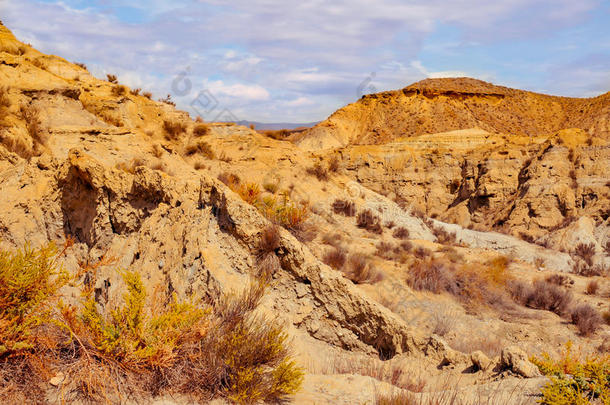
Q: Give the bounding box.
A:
[49,372,64,387]
[501,346,541,378]
[471,350,492,371]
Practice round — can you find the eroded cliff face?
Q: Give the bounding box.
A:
[0,22,608,404]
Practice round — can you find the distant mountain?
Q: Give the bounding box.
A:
[232,120,319,131]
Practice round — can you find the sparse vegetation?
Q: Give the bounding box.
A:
[263,182,279,194]
[356,209,383,234]
[0,244,303,404]
[130,88,141,96]
[185,140,215,159]
[431,225,457,245]
[344,253,383,284]
[574,242,595,266]
[106,73,118,83]
[111,85,128,97]
[585,280,599,295]
[20,104,47,150]
[163,120,186,141]
[306,162,329,181]
[328,156,340,173]
[323,246,347,270]
[508,279,573,316]
[532,341,609,404]
[159,94,176,106]
[392,227,410,240]
[193,123,210,137]
[570,304,603,336]
[142,91,153,99]
[332,199,356,216]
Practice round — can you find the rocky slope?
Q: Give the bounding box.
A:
[0,22,609,404]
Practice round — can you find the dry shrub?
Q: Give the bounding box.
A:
[20,104,47,148]
[431,225,457,245]
[344,253,383,284]
[585,280,599,295]
[393,227,410,240]
[142,91,153,100]
[0,244,303,404]
[256,195,309,230]
[106,74,118,83]
[185,140,215,159]
[193,160,206,170]
[130,88,141,96]
[111,85,127,97]
[263,182,279,194]
[306,162,329,181]
[259,225,281,257]
[218,151,232,163]
[431,312,455,337]
[407,259,458,295]
[159,94,176,106]
[218,172,241,189]
[385,221,395,229]
[574,242,595,266]
[328,156,340,172]
[237,183,261,204]
[413,246,431,259]
[321,233,342,247]
[323,246,347,270]
[163,120,186,141]
[262,129,291,140]
[570,304,603,336]
[449,335,503,357]
[508,279,573,316]
[545,274,574,288]
[193,123,210,137]
[332,199,356,216]
[375,241,400,261]
[357,209,383,234]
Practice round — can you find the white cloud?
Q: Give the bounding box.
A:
[203,80,270,101]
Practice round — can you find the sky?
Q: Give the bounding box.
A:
[1,0,609,123]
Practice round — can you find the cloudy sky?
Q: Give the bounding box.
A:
[1,0,609,122]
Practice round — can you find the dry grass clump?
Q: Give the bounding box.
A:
[111,85,128,97]
[261,129,290,140]
[159,94,176,106]
[431,225,457,245]
[218,172,241,189]
[392,227,410,240]
[185,140,215,159]
[115,157,147,174]
[0,244,303,404]
[407,259,458,295]
[259,225,281,257]
[306,162,329,181]
[20,104,47,149]
[356,209,383,234]
[130,88,141,96]
[323,246,347,270]
[321,232,342,247]
[545,273,574,288]
[328,156,340,172]
[585,280,599,295]
[256,195,309,230]
[344,253,384,284]
[106,74,118,83]
[263,182,279,194]
[332,199,356,216]
[375,391,416,405]
[570,304,603,336]
[574,242,595,266]
[193,123,210,137]
[142,91,153,100]
[508,279,573,316]
[0,86,11,125]
[163,119,186,141]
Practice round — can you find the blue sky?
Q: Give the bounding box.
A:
[1,0,608,122]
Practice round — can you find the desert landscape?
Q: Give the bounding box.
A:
[0,7,609,405]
